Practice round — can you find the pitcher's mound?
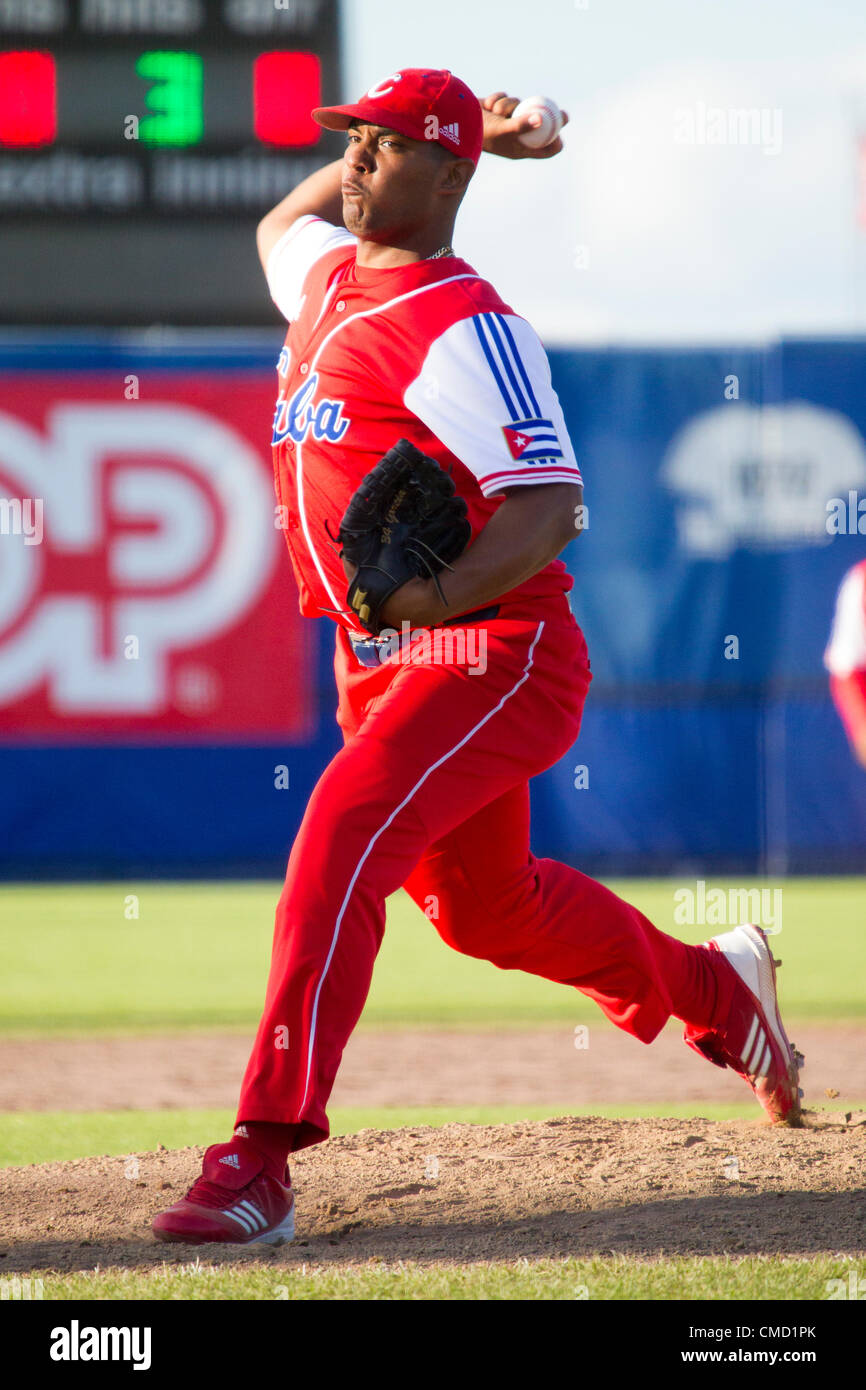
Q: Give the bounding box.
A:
[2,1114,864,1274]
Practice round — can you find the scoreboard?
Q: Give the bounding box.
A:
[0,0,343,324]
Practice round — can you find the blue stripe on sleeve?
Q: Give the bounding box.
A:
[483,315,531,417]
[472,315,518,418]
[494,313,542,416]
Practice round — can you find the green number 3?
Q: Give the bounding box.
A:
[136,51,203,147]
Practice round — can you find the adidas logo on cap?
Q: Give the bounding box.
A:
[219,1153,241,1169]
[439,121,460,145]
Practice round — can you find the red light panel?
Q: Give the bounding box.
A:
[253,52,321,147]
[0,51,56,147]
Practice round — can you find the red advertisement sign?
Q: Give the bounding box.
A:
[0,375,317,740]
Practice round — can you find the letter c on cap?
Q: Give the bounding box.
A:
[367,73,402,99]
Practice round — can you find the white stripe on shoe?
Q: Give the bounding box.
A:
[741,1015,760,1067]
[299,621,548,1114]
[236,1200,267,1231]
[222,1199,287,1242]
[744,1023,766,1075]
[224,1207,257,1235]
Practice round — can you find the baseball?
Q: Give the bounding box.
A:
[511,94,563,149]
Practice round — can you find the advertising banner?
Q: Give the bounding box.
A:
[0,373,315,741]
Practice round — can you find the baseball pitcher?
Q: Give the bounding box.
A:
[153,70,803,1248]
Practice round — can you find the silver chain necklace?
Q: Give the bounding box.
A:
[425,245,455,260]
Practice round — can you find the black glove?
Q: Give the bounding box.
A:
[336,439,471,635]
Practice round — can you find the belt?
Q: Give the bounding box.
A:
[348,604,500,669]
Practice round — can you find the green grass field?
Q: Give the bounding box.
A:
[0,877,862,1035]
[2,878,863,1300]
[28,1256,856,1302]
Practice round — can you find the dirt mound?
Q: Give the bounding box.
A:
[1,1115,864,1274]
[2,1024,864,1112]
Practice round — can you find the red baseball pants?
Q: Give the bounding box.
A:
[237,594,728,1151]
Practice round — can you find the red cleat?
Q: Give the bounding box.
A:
[152,1139,295,1246]
[684,924,804,1126]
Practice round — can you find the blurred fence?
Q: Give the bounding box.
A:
[0,332,864,877]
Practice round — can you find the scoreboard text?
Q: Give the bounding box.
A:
[0,0,342,321]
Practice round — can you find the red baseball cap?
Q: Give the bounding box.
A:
[312,68,484,166]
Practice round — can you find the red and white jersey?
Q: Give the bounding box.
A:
[825,559,866,678]
[266,215,583,628]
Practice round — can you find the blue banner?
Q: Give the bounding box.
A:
[1,335,864,875]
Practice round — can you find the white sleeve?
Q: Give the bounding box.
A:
[265,215,356,322]
[825,565,866,676]
[404,311,583,497]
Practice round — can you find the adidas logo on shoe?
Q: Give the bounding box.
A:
[439,122,460,145]
[219,1153,241,1169]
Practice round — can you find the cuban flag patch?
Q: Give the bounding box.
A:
[502,418,564,462]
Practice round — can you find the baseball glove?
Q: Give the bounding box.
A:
[335,438,471,635]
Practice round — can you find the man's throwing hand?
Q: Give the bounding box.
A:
[480,92,569,160]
